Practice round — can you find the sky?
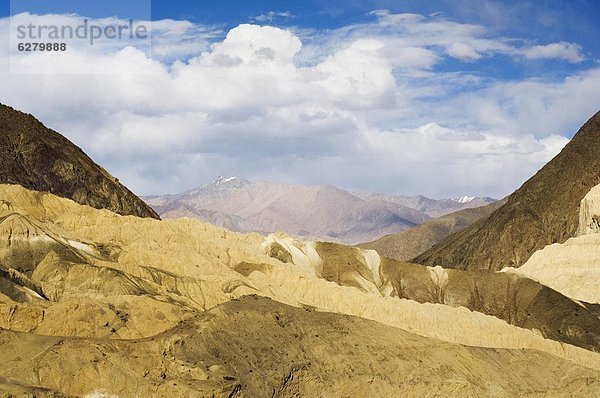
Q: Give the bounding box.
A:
[1,0,599,198]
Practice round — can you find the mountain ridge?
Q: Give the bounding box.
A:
[0,103,159,219]
[358,199,505,261]
[415,110,600,271]
[145,176,495,244]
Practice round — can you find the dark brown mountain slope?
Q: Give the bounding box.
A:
[0,104,159,219]
[415,110,600,271]
[357,200,504,261]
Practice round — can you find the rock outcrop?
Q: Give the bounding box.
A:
[263,237,600,352]
[579,183,600,236]
[4,296,600,398]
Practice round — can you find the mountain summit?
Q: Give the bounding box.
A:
[212,175,248,186]
[0,104,159,219]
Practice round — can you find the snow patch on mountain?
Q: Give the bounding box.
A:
[215,176,239,185]
[454,196,476,204]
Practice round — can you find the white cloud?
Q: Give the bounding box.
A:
[0,11,597,199]
[302,10,585,66]
[445,42,481,61]
[149,19,221,61]
[206,24,301,64]
[379,42,440,69]
[439,68,600,139]
[251,11,294,23]
[520,41,584,63]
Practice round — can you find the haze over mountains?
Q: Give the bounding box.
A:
[145,176,494,244]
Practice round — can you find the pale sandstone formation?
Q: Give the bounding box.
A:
[503,183,600,304]
[1,183,600,396]
[263,235,600,353]
[579,183,600,236]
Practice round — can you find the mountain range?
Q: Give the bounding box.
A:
[1,103,600,397]
[145,176,494,244]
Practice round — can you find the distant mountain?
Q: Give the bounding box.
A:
[358,199,505,261]
[352,192,496,218]
[0,104,159,219]
[146,177,495,244]
[415,110,600,271]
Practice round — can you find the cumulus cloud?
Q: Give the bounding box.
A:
[0,11,597,198]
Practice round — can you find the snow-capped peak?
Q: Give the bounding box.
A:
[214,176,239,185]
[454,195,476,204]
[207,176,251,189]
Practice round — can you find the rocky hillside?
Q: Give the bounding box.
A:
[3,296,600,398]
[1,183,600,396]
[415,110,600,271]
[0,104,159,219]
[503,183,600,304]
[358,200,504,261]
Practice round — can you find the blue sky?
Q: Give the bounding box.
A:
[1,1,600,197]
[6,1,599,85]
